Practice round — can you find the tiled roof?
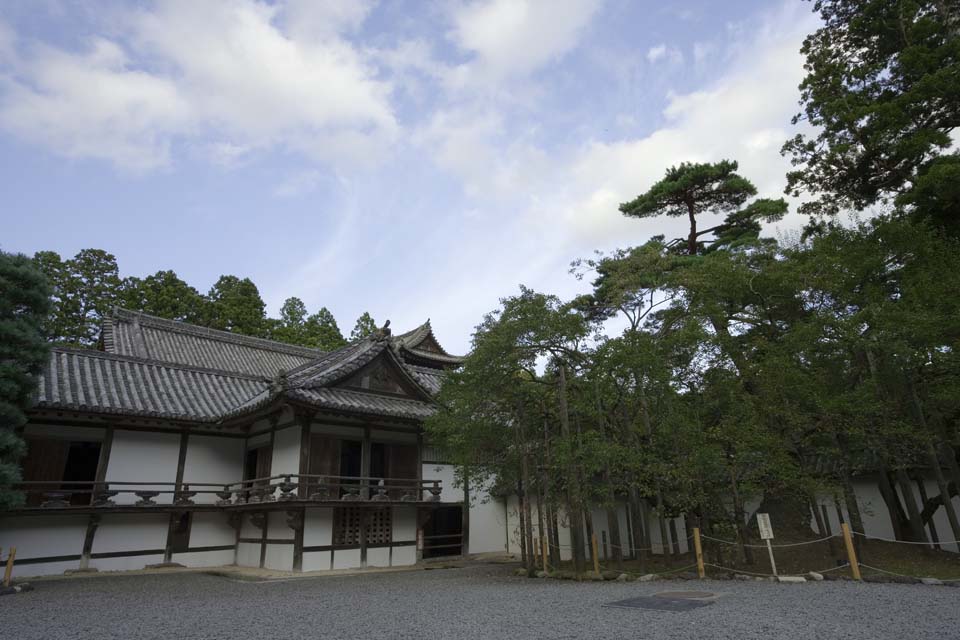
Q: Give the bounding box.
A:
[288,387,436,420]
[34,348,270,422]
[395,320,465,366]
[103,309,323,378]
[31,311,460,425]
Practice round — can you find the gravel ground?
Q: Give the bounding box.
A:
[1,564,958,640]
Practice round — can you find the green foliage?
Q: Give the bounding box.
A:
[350,311,378,341]
[619,160,787,255]
[783,0,960,231]
[119,270,205,323]
[205,275,267,337]
[0,251,51,509]
[33,248,121,346]
[304,307,347,351]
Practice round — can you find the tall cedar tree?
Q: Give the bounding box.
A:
[206,275,267,337]
[350,312,377,341]
[0,252,51,508]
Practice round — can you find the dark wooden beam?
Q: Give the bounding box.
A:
[94,427,114,483]
[79,513,101,570]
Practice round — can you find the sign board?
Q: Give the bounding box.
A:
[756,513,774,540]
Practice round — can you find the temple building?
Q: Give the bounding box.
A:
[1,309,507,576]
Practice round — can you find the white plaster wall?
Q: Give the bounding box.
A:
[367,547,390,567]
[467,477,507,554]
[240,513,262,539]
[188,512,235,547]
[424,463,463,503]
[305,508,333,546]
[237,542,260,567]
[174,549,234,568]
[271,426,301,477]
[392,506,416,542]
[264,544,293,571]
[92,513,168,554]
[0,515,86,576]
[302,550,331,571]
[332,548,362,569]
[105,430,180,504]
[92,553,166,572]
[392,545,416,566]
[182,435,244,504]
[267,510,294,540]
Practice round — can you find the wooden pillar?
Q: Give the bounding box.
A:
[94,427,114,485]
[79,514,101,570]
[289,509,305,572]
[297,413,313,498]
[164,431,190,564]
[361,426,371,500]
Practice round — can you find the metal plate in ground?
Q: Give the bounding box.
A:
[603,596,714,612]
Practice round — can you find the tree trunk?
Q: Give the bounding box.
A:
[519,424,536,576]
[628,488,648,572]
[686,200,698,255]
[896,468,929,544]
[913,474,941,550]
[668,517,681,556]
[925,441,960,544]
[876,464,907,541]
[655,488,671,556]
[729,466,754,564]
[557,365,586,574]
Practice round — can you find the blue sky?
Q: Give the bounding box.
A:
[0,0,819,354]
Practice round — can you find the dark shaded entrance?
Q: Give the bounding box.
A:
[422,506,463,558]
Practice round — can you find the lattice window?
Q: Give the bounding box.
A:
[368,508,392,545]
[333,507,393,546]
[334,507,362,546]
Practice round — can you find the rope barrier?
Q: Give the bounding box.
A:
[700,533,839,549]
[857,563,960,582]
[852,531,960,546]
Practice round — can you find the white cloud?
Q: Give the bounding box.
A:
[0,1,397,171]
[446,0,602,89]
[647,43,683,65]
[274,169,324,198]
[0,37,190,170]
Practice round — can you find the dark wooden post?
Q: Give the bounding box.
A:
[164,430,190,564]
[288,509,305,571]
[297,412,314,498]
[361,426,371,500]
[79,514,101,570]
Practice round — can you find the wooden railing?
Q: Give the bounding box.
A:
[10,475,443,510]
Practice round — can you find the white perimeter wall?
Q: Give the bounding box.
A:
[424,463,462,503]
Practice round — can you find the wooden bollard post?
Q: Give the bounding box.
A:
[3,546,15,587]
[591,532,600,576]
[841,523,861,581]
[692,527,705,579]
[541,535,548,573]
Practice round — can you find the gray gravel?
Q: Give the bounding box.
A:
[1,565,958,639]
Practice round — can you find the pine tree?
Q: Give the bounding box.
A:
[0,251,51,509]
